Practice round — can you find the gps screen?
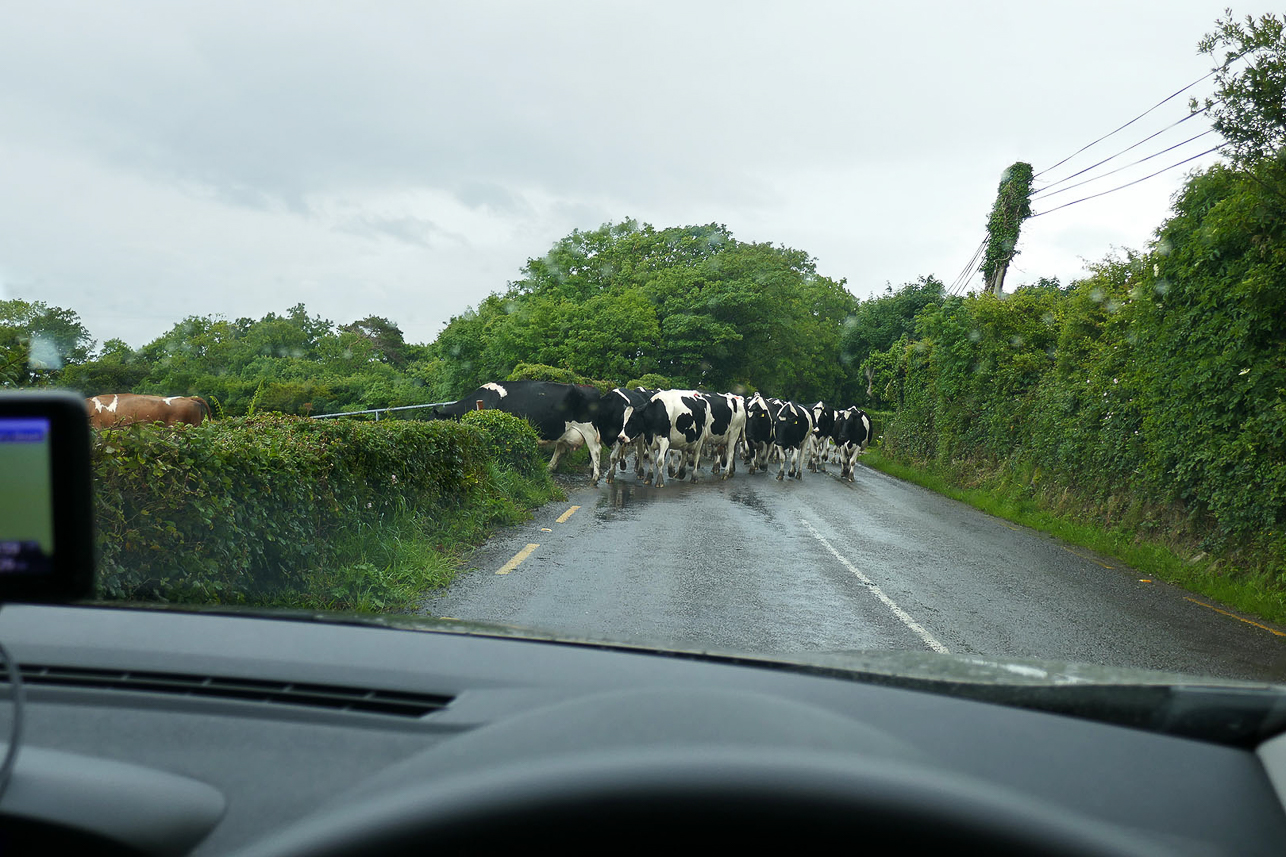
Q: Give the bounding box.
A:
[0,416,54,576]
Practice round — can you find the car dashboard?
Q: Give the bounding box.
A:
[0,603,1285,855]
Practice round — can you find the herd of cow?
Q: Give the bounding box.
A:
[429,380,873,487]
[80,382,873,488]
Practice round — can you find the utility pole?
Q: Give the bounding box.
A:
[981,163,1034,296]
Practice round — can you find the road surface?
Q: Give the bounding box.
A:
[425,461,1286,684]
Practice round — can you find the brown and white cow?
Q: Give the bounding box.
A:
[85,394,211,428]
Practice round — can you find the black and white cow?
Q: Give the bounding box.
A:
[619,389,709,487]
[432,381,605,485]
[834,407,873,481]
[594,387,652,483]
[808,401,838,472]
[743,393,782,474]
[698,392,746,480]
[773,400,815,481]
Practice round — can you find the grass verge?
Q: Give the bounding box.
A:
[254,463,563,613]
[860,448,1286,629]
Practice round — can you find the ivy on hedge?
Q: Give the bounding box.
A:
[879,159,1286,566]
[92,410,547,602]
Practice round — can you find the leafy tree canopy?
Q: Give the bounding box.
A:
[1195,10,1286,168]
[427,220,864,403]
[0,299,95,387]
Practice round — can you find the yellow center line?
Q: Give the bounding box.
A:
[1061,546,1113,569]
[556,505,581,524]
[1185,597,1286,638]
[496,543,540,575]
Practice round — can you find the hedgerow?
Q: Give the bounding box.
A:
[92,411,553,605]
[878,160,1286,588]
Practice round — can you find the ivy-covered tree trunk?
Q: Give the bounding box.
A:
[982,162,1035,296]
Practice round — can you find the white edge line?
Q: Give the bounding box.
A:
[800,518,949,654]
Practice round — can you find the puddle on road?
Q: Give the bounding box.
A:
[596,473,780,524]
[597,475,706,521]
[728,488,774,521]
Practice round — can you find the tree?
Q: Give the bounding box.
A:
[981,163,1034,295]
[60,338,150,394]
[430,221,859,401]
[342,316,408,368]
[1194,10,1286,168]
[0,299,95,387]
[840,276,945,407]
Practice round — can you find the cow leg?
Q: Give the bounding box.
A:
[653,438,671,487]
[776,445,788,481]
[577,424,603,487]
[547,441,567,472]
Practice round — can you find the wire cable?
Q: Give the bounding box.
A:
[1031,144,1227,217]
[949,239,985,293]
[1033,67,1223,179]
[1032,107,1213,197]
[948,237,988,295]
[1032,129,1218,201]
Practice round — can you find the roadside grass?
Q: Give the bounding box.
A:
[860,449,1286,629]
[255,463,563,613]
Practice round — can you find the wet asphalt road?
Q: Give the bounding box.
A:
[425,461,1286,684]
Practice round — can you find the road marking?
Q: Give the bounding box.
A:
[496,543,540,575]
[1062,546,1113,569]
[1184,597,1286,638]
[556,505,580,523]
[799,518,949,654]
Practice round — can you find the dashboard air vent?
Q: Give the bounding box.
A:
[6,664,452,718]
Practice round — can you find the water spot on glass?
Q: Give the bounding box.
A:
[27,335,63,371]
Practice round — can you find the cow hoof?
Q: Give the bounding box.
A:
[776,473,784,482]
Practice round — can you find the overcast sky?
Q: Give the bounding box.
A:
[0,1,1268,349]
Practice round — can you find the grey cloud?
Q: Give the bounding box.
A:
[334,215,458,248]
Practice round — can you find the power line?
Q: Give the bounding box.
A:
[1031,129,1217,201]
[950,238,985,291]
[1033,67,1222,179]
[1032,106,1212,197]
[1031,144,1227,218]
[948,237,987,295]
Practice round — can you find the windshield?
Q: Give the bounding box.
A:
[3,2,1285,691]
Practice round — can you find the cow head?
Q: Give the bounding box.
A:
[619,397,664,444]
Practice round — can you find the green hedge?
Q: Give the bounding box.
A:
[877,160,1286,577]
[92,411,548,602]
